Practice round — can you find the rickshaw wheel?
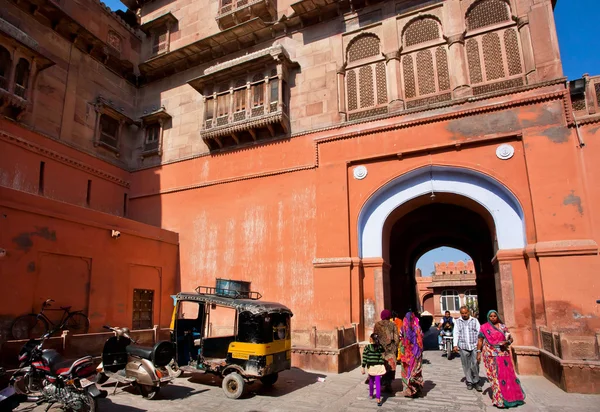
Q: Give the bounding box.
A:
[260,373,278,386]
[222,372,245,399]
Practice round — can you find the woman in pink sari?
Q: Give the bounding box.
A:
[477,310,525,408]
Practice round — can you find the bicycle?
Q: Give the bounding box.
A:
[11,299,90,340]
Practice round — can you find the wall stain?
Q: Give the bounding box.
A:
[519,104,561,128]
[563,191,583,215]
[446,110,519,139]
[541,126,570,143]
[27,261,36,272]
[12,227,57,252]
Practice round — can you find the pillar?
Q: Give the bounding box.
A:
[384,51,404,111]
[517,16,536,84]
[336,65,347,122]
[446,33,472,98]
[361,258,391,338]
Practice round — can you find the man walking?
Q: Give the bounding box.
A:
[453,306,482,391]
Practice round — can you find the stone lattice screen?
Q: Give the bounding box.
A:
[345,34,388,120]
[465,0,525,96]
[466,0,510,31]
[401,17,451,109]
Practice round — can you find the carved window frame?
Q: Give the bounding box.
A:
[464,0,526,95]
[203,67,284,130]
[139,107,171,158]
[0,45,12,91]
[93,98,135,157]
[343,33,388,120]
[399,16,452,108]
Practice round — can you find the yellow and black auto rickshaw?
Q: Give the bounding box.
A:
[170,280,292,399]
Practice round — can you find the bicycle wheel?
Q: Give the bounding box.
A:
[64,312,90,335]
[11,314,49,340]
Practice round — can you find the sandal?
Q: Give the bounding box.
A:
[377,400,383,407]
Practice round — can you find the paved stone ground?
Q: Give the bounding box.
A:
[15,330,600,411]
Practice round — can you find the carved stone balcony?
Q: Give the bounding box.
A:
[188,45,298,151]
[217,0,277,31]
[0,18,54,119]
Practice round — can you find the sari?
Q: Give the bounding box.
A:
[479,310,525,408]
[399,312,423,397]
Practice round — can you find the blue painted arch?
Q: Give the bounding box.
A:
[358,166,526,258]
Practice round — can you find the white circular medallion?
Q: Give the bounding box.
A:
[353,166,368,180]
[496,144,515,160]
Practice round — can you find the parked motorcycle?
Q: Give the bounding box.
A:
[442,330,454,360]
[95,325,177,399]
[9,330,107,411]
[0,367,27,411]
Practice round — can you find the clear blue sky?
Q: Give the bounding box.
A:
[102,0,598,274]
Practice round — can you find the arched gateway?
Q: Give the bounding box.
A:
[357,166,526,334]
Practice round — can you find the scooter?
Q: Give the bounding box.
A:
[95,325,177,399]
[442,330,454,360]
[0,367,27,411]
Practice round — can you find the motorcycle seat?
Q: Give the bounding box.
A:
[126,345,153,360]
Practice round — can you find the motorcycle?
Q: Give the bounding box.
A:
[9,330,107,411]
[0,367,27,411]
[442,330,454,360]
[95,325,177,399]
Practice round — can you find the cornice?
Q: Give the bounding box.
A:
[0,131,130,188]
[130,86,569,197]
[314,90,566,146]
[312,257,355,268]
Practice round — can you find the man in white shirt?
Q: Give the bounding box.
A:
[453,306,482,391]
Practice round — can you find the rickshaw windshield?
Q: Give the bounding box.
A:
[237,312,291,344]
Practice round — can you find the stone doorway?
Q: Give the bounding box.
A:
[386,196,497,323]
[357,166,526,336]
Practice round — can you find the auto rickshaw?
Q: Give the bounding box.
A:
[170,280,293,399]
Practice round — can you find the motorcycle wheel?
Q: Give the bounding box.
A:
[138,384,159,400]
[446,342,453,360]
[68,392,98,412]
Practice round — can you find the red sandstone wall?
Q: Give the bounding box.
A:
[0,121,179,341]
[130,167,319,330]
[0,1,140,166]
[0,186,179,340]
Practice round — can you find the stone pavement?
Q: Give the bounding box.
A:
[15,343,600,411]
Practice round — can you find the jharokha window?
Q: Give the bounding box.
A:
[0,46,11,90]
[464,0,525,95]
[14,58,30,99]
[344,33,388,121]
[188,45,297,150]
[139,107,171,159]
[93,97,135,157]
[400,17,451,109]
[99,114,119,148]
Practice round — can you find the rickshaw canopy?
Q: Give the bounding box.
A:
[175,292,293,316]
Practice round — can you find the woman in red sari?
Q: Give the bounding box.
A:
[477,310,525,408]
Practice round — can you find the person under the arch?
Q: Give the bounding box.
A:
[477,310,526,409]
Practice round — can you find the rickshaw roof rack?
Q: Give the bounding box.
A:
[177,291,293,316]
[195,285,263,300]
